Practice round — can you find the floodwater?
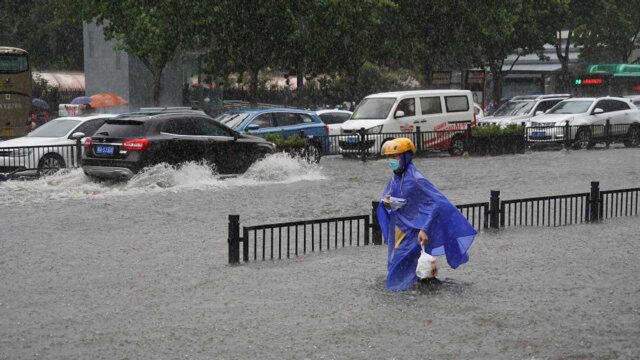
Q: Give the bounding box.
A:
[1,148,639,359]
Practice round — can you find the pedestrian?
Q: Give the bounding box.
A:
[377,138,477,291]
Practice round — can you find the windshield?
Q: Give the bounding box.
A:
[352,98,395,120]
[0,54,29,73]
[548,101,593,114]
[216,113,250,129]
[493,100,535,116]
[27,119,80,137]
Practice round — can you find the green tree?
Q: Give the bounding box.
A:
[57,0,207,106]
[390,0,479,87]
[204,0,293,101]
[539,0,596,91]
[0,0,83,70]
[574,0,640,63]
[470,0,552,102]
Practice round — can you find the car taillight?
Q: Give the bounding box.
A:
[325,125,330,134]
[122,138,151,151]
[83,137,93,148]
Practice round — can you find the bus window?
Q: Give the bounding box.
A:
[0,55,29,73]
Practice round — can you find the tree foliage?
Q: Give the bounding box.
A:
[574,0,640,63]
[0,0,83,70]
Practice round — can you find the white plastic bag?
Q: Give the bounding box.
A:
[416,247,437,279]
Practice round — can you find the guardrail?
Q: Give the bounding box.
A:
[316,120,640,159]
[0,141,82,180]
[227,181,638,264]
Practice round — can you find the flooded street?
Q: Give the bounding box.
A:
[1,148,640,359]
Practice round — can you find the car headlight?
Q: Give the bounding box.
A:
[555,121,570,127]
[366,125,383,134]
[11,148,32,157]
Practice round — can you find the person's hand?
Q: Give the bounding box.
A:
[418,230,429,246]
[383,195,391,209]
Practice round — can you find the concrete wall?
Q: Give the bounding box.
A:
[83,21,184,110]
[83,22,129,103]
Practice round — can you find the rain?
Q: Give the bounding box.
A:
[2,1,640,359]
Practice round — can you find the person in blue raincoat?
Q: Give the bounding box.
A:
[377,138,477,291]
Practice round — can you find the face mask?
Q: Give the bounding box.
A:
[388,159,401,171]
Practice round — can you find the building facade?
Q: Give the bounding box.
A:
[83,22,186,110]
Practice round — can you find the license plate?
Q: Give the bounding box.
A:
[346,136,359,144]
[95,145,114,155]
[531,131,545,138]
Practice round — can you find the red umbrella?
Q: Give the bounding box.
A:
[90,93,128,108]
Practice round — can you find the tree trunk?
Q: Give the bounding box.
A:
[296,61,305,107]
[152,65,164,107]
[250,69,260,104]
[424,61,432,88]
[491,70,502,106]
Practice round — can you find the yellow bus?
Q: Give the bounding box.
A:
[0,47,31,138]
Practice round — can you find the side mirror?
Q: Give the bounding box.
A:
[246,124,260,131]
[394,110,405,118]
[534,110,544,116]
[593,108,604,115]
[70,131,85,139]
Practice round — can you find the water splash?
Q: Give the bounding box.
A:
[0,153,326,204]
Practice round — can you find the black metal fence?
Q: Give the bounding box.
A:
[315,120,639,159]
[0,142,82,180]
[227,181,639,264]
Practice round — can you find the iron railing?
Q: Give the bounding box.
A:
[228,181,638,264]
[315,121,639,159]
[0,141,82,180]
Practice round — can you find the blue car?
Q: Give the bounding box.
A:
[215,108,329,161]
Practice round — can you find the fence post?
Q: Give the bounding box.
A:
[564,120,571,149]
[489,190,501,229]
[359,127,367,162]
[371,201,382,245]
[605,119,611,149]
[228,215,240,264]
[589,181,601,223]
[75,138,83,167]
[415,126,422,153]
[364,215,370,246]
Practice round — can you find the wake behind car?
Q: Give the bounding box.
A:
[82,112,275,180]
[0,114,117,178]
[215,108,329,161]
[526,97,640,149]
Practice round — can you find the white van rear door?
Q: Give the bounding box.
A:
[416,96,446,132]
[443,94,474,131]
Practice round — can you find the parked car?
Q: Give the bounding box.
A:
[474,103,485,119]
[339,89,475,156]
[82,112,275,181]
[624,95,640,109]
[526,97,640,149]
[0,114,117,177]
[478,94,570,127]
[215,108,329,161]
[316,109,352,153]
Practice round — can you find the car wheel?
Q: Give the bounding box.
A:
[304,144,322,163]
[448,135,465,156]
[623,126,640,147]
[573,128,594,150]
[38,154,66,177]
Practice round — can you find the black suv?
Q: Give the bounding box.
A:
[82,112,275,180]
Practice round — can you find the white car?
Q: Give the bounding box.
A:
[479,94,570,127]
[0,114,117,177]
[315,109,352,136]
[526,97,640,149]
[625,95,640,109]
[474,103,485,119]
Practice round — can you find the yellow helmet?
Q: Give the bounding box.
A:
[381,138,416,155]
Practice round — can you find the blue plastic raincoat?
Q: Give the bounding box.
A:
[377,153,477,291]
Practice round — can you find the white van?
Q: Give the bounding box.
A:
[339,90,475,156]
